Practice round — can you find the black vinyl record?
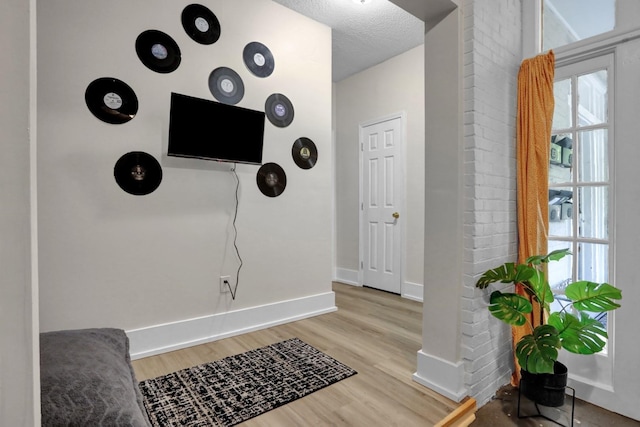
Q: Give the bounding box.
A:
[257,162,287,198]
[181,4,221,45]
[135,30,181,73]
[243,41,275,78]
[265,93,294,127]
[114,151,163,196]
[85,78,138,124]
[208,67,244,104]
[292,137,317,169]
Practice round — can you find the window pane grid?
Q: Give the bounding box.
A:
[542,0,615,51]
[549,60,612,350]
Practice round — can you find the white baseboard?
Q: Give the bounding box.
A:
[334,268,424,303]
[402,281,423,302]
[334,267,360,286]
[413,350,467,402]
[126,292,336,360]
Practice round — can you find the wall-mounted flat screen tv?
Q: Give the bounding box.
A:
[168,92,265,165]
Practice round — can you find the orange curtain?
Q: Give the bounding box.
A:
[514,50,555,385]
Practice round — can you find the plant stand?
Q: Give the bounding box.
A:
[517,385,576,427]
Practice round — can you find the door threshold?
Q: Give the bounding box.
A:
[363,285,400,296]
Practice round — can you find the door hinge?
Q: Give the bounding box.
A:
[361,261,363,269]
[361,142,364,151]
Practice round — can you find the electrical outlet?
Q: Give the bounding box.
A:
[220,275,231,293]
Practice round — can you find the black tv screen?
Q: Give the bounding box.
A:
[168,92,265,165]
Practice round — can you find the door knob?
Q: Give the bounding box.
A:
[392,212,399,219]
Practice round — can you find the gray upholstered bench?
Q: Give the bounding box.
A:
[40,328,151,426]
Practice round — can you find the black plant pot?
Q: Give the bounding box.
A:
[520,361,568,407]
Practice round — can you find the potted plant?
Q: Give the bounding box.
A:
[476,248,622,406]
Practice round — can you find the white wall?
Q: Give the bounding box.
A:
[414,8,467,402]
[37,0,333,350]
[0,0,38,424]
[334,45,425,290]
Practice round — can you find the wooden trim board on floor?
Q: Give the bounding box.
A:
[435,397,477,427]
[132,282,472,426]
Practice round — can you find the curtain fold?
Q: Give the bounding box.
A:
[514,50,555,386]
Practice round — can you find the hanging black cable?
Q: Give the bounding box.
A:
[227,164,242,300]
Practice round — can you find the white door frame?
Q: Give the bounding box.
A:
[552,53,616,389]
[358,112,407,293]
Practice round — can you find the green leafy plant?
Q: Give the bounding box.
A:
[476,249,622,374]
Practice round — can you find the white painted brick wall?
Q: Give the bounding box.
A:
[462,0,522,407]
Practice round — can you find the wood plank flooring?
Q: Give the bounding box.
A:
[132,282,462,426]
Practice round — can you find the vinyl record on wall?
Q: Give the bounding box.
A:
[257,162,287,197]
[208,67,245,105]
[135,30,181,73]
[85,77,139,124]
[243,41,275,77]
[114,151,163,196]
[292,137,317,169]
[181,4,221,45]
[265,93,294,127]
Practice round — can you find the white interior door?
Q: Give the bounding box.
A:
[361,116,403,294]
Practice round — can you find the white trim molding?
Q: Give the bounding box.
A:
[401,280,423,302]
[127,292,336,359]
[334,267,360,286]
[413,350,467,402]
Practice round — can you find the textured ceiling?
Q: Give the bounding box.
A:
[271,0,425,82]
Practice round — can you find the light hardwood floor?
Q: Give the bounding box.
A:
[132,282,463,426]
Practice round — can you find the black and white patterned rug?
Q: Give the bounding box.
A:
[139,338,357,426]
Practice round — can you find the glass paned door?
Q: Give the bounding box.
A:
[548,55,613,348]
